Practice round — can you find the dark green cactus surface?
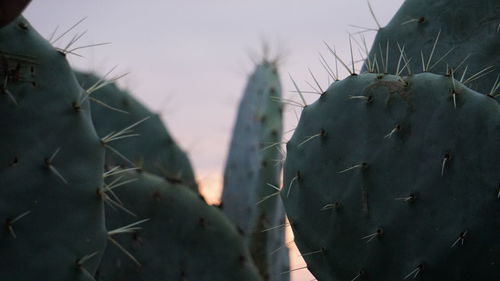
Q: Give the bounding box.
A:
[282,72,499,280]
[221,60,289,281]
[96,171,262,281]
[0,17,107,280]
[364,0,500,98]
[75,71,198,191]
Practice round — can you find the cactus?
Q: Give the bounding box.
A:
[363,0,500,98]
[282,72,500,280]
[221,60,289,281]
[95,170,262,281]
[75,71,198,191]
[0,17,107,280]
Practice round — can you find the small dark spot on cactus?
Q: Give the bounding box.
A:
[9,156,18,167]
[366,95,374,103]
[238,255,246,264]
[44,158,51,167]
[180,270,187,280]
[443,152,451,161]
[407,193,416,203]
[333,202,342,210]
[104,163,113,171]
[320,129,326,137]
[18,22,28,30]
[376,228,384,236]
[57,50,66,57]
[214,202,223,209]
[262,160,267,167]
[352,268,366,280]
[31,81,37,87]
[96,188,103,198]
[132,232,144,247]
[74,258,83,269]
[121,98,129,107]
[270,87,276,94]
[236,226,245,236]
[5,218,12,231]
[72,102,81,111]
[377,74,384,80]
[152,190,162,201]
[418,16,426,24]
[361,187,369,214]
[198,217,207,228]
[94,269,101,278]
[321,247,328,256]
[361,162,369,170]
[260,115,267,123]
[271,129,278,137]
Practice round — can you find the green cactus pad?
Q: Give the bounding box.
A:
[95,171,262,281]
[282,72,499,281]
[75,71,197,191]
[221,61,289,280]
[0,17,106,280]
[364,0,500,98]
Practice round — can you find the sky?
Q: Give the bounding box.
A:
[24,1,402,280]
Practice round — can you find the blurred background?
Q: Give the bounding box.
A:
[25,1,402,280]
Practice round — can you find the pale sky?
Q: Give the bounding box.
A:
[24,1,402,280]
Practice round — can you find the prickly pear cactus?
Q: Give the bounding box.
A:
[0,17,107,280]
[221,60,289,280]
[95,171,262,281]
[75,71,198,191]
[364,0,500,98]
[282,72,500,280]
